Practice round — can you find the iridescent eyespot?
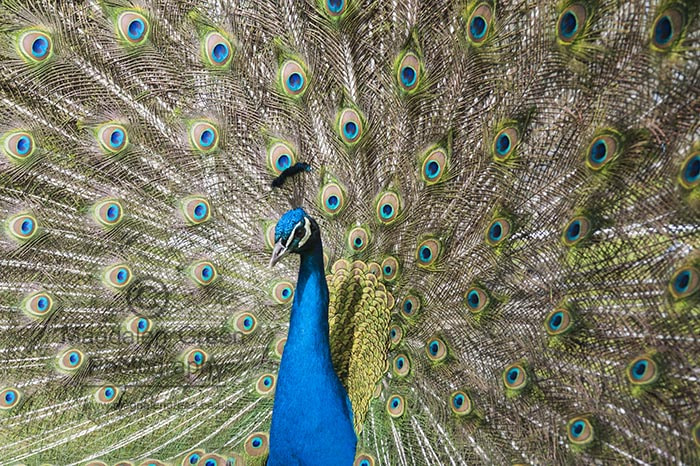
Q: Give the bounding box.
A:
[2,131,35,161]
[280,59,308,97]
[274,337,287,358]
[0,387,22,411]
[492,127,518,161]
[97,124,128,154]
[396,52,421,93]
[92,199,124,227]
[354,454,375,466]
[426,337,447,362]
[389,325,403,345]
[189,121,219,153]
[126,315,152,336]
[324,0,347,18]
[380,256,399,282]
[375,191,401,225]
[268,141,296,175]
[467,3,493,45]
[57,348,85,372]
[272,281,294,304]
[348,226,370,252]
[450,390,472,415]
[692,421,700,448]
[256,373,276,395]
[188,260,217,286]
[231,312,257,334]
[544,308,573,336]
[393,354,410,377]
[337,108,364,145]
[183,348,208,372]
[198,453,235,466]
[21,290,56,319]
[204,31,232,67]
[650,8,684,50]
[668,266,698,300]
[181,450,205,466]
[95,385,120,404]
[244,432,269,457]
[567,416,594,445]
[562,215,591,246]
[421,147,447,184]
[465,287,489,313]
[102,264,133,290]
[557,3,587,44]
[679,151,700,190]
[7,213,38,241]
[118,11,149,45]
[502,363,527,390]
[486,218,511,245]
[401,295,420,317]
[386,394,405,418]
[18,30,53,63]
[180,196,211,225]
[586,134,619,171]
[320,182,346,216]
[626,355,659,386]
[416,238,441,268]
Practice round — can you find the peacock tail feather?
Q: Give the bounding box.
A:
[0,0,699,464]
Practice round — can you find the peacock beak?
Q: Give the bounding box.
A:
[269,241,289,268]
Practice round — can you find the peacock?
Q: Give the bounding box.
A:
[0,0,699,464]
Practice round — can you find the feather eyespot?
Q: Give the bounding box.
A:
[103,264,133,290]
[401,295,420,317]
[679,151,700,189]
[426,337,447,362]
[586,134,619,171]
[57,348,85,372]
[125,315,152,336]
[492,127,518,161]
[450,390,472,415]
[693,422,700,448]
[92,199,124,227]
[562,215,591,246]
[668,266,698,299]
[544,308,573,336]
[386,394,405,417]
[203,31,232,67]
[557,4,587,44]
[320,182,346,216]
[189,121,219,153]
[188,260,217,286]
[256,373,276,395]
[95,385,120,404]
[274,337,287,358]
[272,281,294,304]
[626,355,658,386]
[567,416,594,445]
[22,291,55,319]
[280,59,308,97]
[7,213,38,241]
[347,226,370,252]
[396,52,421,93]
[18,30,53,63]
[118,11,149,44]
[0,387,22,411]
[389,325,402,345]
[486,218,511,245]
[180,196,211,225]
[467,3,493,45]
[354,455,375,466]
[2,131,35,161]
[181,450,205,466]
[182,348,208,372]
[416,238,441,268]
[97,124,128,154]
[381,256,399,282]
[465,287,489,313]
[376,191,401,224]
[325,0,347,18]
[393,354,410,377]
[267,141,296,175]
[231,312,257,334]
[502,363,527,390]
[244,432,269,457]
[421,147,447,183]
[337,108,364,145]
[651,8,684,50]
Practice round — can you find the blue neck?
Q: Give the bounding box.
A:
[268,236,357,465]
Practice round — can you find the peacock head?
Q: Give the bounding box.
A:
[269,208,319,267]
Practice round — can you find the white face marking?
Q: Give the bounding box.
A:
[285,217,311,249]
